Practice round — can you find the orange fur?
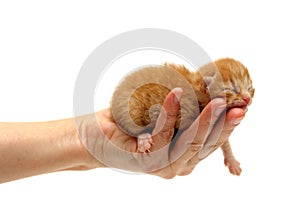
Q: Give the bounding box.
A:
[111,58,254,136]
[110,58,254,175]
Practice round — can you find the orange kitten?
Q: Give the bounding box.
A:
[110,58,254,175]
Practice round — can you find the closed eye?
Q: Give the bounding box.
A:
[222,87,238,94]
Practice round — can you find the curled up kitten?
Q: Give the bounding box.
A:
[110,58,255,175]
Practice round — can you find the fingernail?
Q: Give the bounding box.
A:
[232,117,244,125]
[172,87,183,104]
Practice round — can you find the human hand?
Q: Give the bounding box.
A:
[76,88,245,178]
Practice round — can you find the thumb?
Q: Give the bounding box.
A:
[151,88,182,148]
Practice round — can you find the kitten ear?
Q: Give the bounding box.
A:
[203,76,214,89]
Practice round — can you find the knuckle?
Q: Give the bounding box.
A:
[187,157,200,166]
[163,173,176,179]
[188,142,204,152]
[205,142,219,151]
[165,113,177,125]
[178,168,194,176]
[167,108,179,117]
[159,129,174,141]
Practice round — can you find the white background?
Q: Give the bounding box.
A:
[1,0,299,199]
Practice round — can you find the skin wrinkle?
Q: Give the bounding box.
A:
[110,58,254,175]
[0,89,245,183]
[169,99,226,169]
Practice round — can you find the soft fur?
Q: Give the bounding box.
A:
[110,58,254,175]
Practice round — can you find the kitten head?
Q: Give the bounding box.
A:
[202,58,255,109]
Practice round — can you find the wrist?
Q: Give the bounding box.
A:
[66,116,106,170]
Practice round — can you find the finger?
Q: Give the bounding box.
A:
[151,88,182,150]
[149,165,177,179]
[170,98,226,166]
[191,98,227,144]
[150,99,227,177]
[177,166,195,176]
[202,107,245,157]
[188,107,245,166]
[120,88,182,173]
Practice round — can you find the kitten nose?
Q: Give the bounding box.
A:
[243,96,250,104]
[241,92,251,104]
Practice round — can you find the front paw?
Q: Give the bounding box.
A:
[224,158,242,176]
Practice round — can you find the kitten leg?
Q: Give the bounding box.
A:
[137,133,153,153]
[221,139,242,176]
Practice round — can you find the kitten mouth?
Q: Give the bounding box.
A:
[228,101,248,110]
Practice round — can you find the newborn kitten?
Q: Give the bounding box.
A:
[110,58,254,175]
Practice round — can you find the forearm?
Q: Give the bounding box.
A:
[0,117,101,183]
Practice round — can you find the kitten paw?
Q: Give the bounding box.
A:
[224,158,242,176]
[137,133,153,153]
